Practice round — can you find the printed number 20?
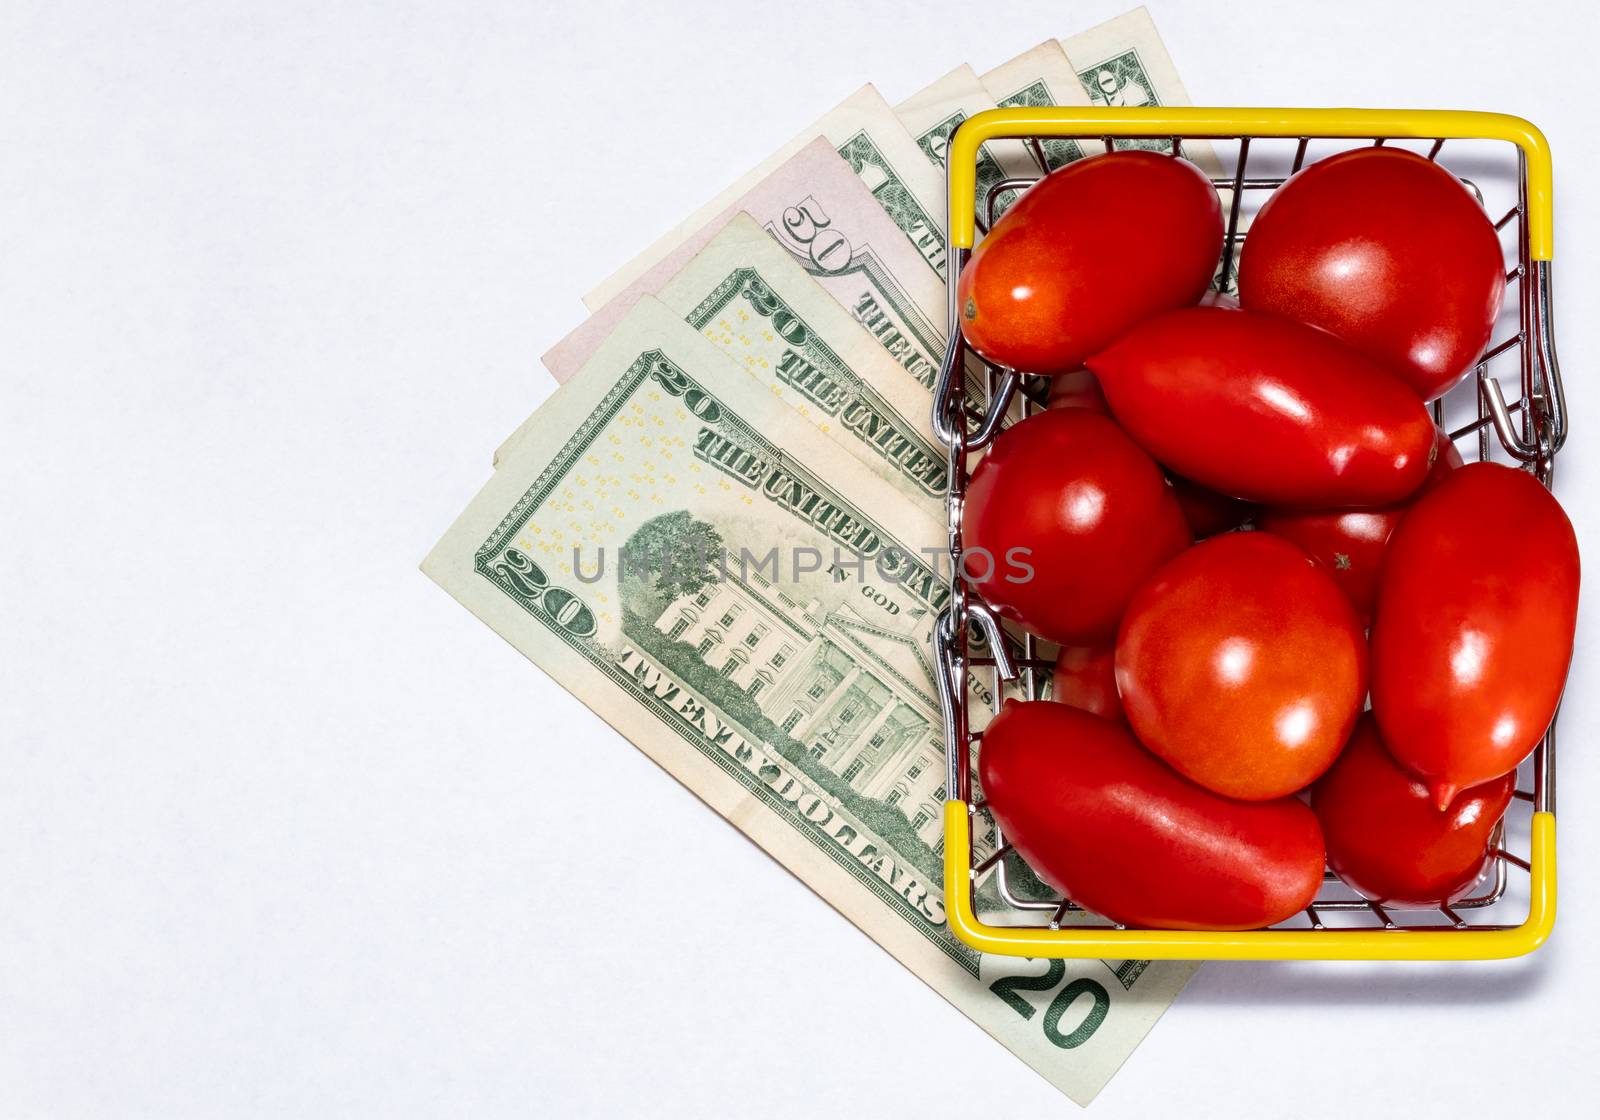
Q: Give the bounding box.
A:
[988,961,1110,1049]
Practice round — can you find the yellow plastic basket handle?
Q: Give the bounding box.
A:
[945,107,1552,260]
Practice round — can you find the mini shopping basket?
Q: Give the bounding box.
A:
[930,108,1565,960]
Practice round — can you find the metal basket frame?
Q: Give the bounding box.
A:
[929,108,1563,961]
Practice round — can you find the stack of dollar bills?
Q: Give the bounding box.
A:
[425,8,1212,1104]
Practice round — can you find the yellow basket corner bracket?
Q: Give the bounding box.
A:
[945,107,1552,259]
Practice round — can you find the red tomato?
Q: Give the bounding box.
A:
[1169,473,1256,538]
[1239,147,1505,402]
[1046,369,1111,413]
[1372,462,1580,807]
[1050,644,1123,722]
[957,151,1222,374]
[1116,532,1367,800]
[961,408,1190,644]
[1088,306,1437,507]
[1046,368,1254,536]
[980,700,1326,930]
[1256,430,1464,623]
[1313,714,1514,905]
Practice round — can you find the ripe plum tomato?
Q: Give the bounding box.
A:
[1050,644,1123,722]
[979,700,1325,930]
[1372,462,1580,807]
[1088,306,1437,507]
[1239,147,1505,402]
[1045,369,1253,536]
[1256,430,1463,623]
[957,151,1222,374]
[960,408,1189,644]
[1116,532,1367,800]
[1313,714,1514,905]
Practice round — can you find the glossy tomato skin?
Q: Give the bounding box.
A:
[1256,430,1463,623]
[961,408,1190,644]
[1313,714,1514,904]
[1050,644,1123,722]
[1372,462,1580,808]
[1046,368,1254,536]
[980,700,1325,930]
[1088,307,1438,507]
[1239,148,1505,402]
[957,151,1222,374]
[1116,532,1367,800]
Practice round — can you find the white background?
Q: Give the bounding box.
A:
[2,1,1596,1115]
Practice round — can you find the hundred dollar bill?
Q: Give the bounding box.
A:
[583,85,947,313]
[893,63,1043,224]
[515,216,947,514]
[541,138,947,398]
[1062,6,1223,175]
[424,298,1195,1105]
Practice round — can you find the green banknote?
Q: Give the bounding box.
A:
[426,298,1194,1105]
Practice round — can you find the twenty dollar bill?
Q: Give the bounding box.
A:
[426,299,1195,1104]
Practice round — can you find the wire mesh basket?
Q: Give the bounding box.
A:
[930,108,1564,960]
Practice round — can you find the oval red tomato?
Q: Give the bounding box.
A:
[1313,714,1514,905]
[1256,430,1463,623]
[1088,306,1438,507]
[1372,462,1580,807]
[961,408,1190,644]
[957,151,1222,374]
[1046,368,1254,536]
[1239,147,1506,402]
[1050,644,1122,722]
[1116,532,1367,800]
[980,700,1325,930]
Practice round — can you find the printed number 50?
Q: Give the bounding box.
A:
[987,960,1110,1049]
[779,197,854,274]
